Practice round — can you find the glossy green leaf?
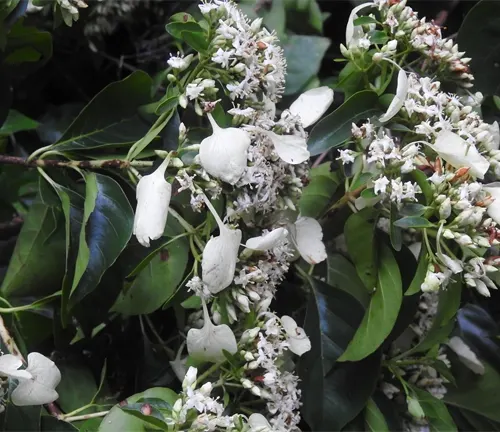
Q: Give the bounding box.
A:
[0,109,38,135]
[365,397,389,432]
[98,388,178,432]
[406,246,428,296]
[68,173,134,307]
[390,203,402,252]
[263,0,285,38]
[299,162,339,218]
[411,387,457,432]
[1,404,41,431]
[166,19,208,52]
[411,169,433,205]
[393,216,434,229]
[283,35,330,95]
[340,243,402,361]
[353,16,378,25]
[57,363,98,413]
[112,238,189,315]
[53,71,153,151]
[41,417,78,431]
[308,91,381,155]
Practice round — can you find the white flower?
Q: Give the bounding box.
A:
[281,315,311,356]
[248,413,273,432]
[11,353,61,406]
[291,216,327,265]
[260,130,310,165]
[346,2,375,47]
[133,158,172,247]
[201,194,241,294]
[211,48,235,69]
[199,113,251,185]
[374,176,390,195]
[186,299,237,362]
[437,253,463,274]
[199,1,219,14]
[288,86,334,128]
[245,228,288,251]
[228,107,255,118]
[421,268,448,292]
[447,336,484,375]
[487,121,500,151]
[432,131,490,179]
[0,354,32,380]
[337,149,356,165]
[379,64,408,123]
[483,183,500,224]
[182,366,198,390]
[167,54,194,71]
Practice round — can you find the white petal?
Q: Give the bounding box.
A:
[202,226,241,294]
[281,315,311,356]
[346,2,374,46]
[289,87,334,128]
[490,121,500,151]
[379,68,408,123]
[484,183,500,224]
[437,253,463,274]
[133,159,172,247]
[248,413,273,432]
[265,131,309,164]
[187,302,237,363]
[199,114,251,185]
[432,131,489,179]
[245,228,288,251]
[447,336,484,375]
[11,353,61,406]
[293,216,327,264]
[0,354,31,380]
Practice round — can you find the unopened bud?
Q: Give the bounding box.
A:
[179,94,188,109]
[250,386,261,396]
[439,197,451,219]
[244,352,254,361]
[226,304,238,322]
[241,378,253,389]
[240,327,260,344]
[247,360,259,370]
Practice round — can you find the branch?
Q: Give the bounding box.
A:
[0,155,154,170]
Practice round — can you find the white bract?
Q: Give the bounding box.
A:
[133,157,172,247]
[11,353,61,406]
[281,315,311,356]
[0,354,31,380]
[483,183,500,224]
[199,113,251,185]
[289,86,334,128]
[291,216,327,265]
[432,131,490,179]
[261,130,309,165]
[201,194,241,294]
[248,413,273,432]
[186,299,237,362]
[245,227,288,251]
[345,2,375,47]
[447,336,484,375]
[379,65,408,123]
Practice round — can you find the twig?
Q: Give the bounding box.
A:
[311,151,329,168]
[62,410,110,423]
[0,155,154,170]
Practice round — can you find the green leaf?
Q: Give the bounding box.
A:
[263,0,285,38]
[68,173,134,307]
[393,216,434,229]
[120,403,168,430]
[411,387,457,432]
[344,210,378,291]
[368,30,389,44]
[340,243,402,361]
[41,417,78,431]
[166,20,208,52]
[1,404,41,431]
[365,398,389,432]
[300,277,375,429]
[112,238,189,315]
[327,254,370,308]
[1,197,66,298]
[53,71,153,151]
[411,169,433,205]
[308,91,381,155]
[336,62,365,98]
[389,203,402,251]
[0,109,38,135]
[457,1,500,95]
[400,203,427,217]
[98,388,178,432]
[282,35,330,95]
[299,162,339,218]
[406,246,428,296]
[353,16,378,25]
[56,363,98,413]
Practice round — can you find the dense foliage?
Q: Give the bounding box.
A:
[1,0,500,431]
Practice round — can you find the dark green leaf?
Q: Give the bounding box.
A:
[400,203,427,217]
[390,203,402,251]
[299,162,339,218]
[344,210,378,291]
[112,238,189,315]
[411,387,457,432]
[57,363,98,413]
[308,91,381,155]
[368,30,389,44]
[69,173,133,307]
[120,404,167,429]
[406,246,428,296]
[263,0,285,38]
[41,417,78,431]
[340,243,402,361]
[53,71,153,151]
[393,216,434,229]
[411,169,433,205]
[336,62,365,98]
[353,16,378,26]
[1,404,41,431]
[166,20,208,52]
[0,109,38,135]
[282,35,330,95]
[365,397,389,432]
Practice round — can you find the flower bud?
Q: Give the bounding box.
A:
[133,158,172,247]
[247,361,259,370]
[244,352,254,362]
[240,327,260,344]
[241,379,253,389]
[237,295,250,313]
[250,386,261,397]
[226,303,238,322]
[182,367,197,390]
[439,197,451,220]
[173,398,183,413]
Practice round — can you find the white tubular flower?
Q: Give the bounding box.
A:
[289,87,334,128]
[167,53,194,71]
[248,413,273,432]
[281,315,311,356]
[379,60,408,123]
[437,252,463,274]
[261,130,310,165]
[447,336,485,375]
[199,113,251,185]
[245,227,288,251]
[488,121,500,151]
[186,299,237,363]
[0,354,32,380]
[291,216,327,265]
[201,194,241,294]
[421,267,447,292]
[133,157,172,247]
[432,131,490,179]
[11,353,61,406]
[483,183,500,224]
[346,2,375,47]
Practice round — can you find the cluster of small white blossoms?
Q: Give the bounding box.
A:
[0,352,61,409]
[344,0,473,87]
